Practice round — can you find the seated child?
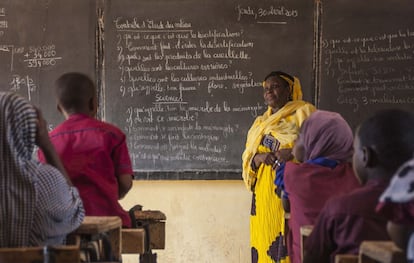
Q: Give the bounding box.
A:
[376,156,414,262]
[0,92,84,247]
[284,110,360,263]
[38,72,133,227]
[303,109,414,263]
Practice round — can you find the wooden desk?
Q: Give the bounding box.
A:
[359,241,406,263]
[300,225,314,263]
[335,254,358,263]
[133,210,166,249]
[121,228,145,254]
[73,216,122,262]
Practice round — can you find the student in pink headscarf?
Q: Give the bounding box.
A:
[283,110,360,263]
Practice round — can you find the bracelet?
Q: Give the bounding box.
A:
[273,159,281,167]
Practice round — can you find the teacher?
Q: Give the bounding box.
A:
[242,71,316,263]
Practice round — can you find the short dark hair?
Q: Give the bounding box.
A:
[357,109,414,172]
[55,72,95,112]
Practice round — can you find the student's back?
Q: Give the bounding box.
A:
[38,72,133,227]
[303,109,414,263]
[47,113,133,226]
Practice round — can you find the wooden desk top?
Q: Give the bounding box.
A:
[73,216,122,235]
[359,241,406,263]
[134,210,166,221]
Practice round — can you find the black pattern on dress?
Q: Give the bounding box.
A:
[251,193,256,216]
[267,232,288,262]
[251,246,258,263]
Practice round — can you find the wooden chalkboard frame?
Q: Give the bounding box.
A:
[134,170,242,180]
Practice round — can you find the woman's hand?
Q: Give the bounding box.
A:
[252,152,278,170]
[252,149,294,171]
[275,148,294,163]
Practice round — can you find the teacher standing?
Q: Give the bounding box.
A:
[242,71,316,263]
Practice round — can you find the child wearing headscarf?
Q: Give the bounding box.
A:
[304,109,414,263]
[0,92,84,247]
[284,110,360,263]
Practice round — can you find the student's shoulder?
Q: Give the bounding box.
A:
[285,162,308,177]
[285,161,326,178]
[320,190,355,213]
[96,120,127,138]
[284,162,323,189]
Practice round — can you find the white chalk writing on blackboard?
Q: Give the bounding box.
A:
[10,74,37,101]
[236,5,299,23]
[323,28,414,112]
[110,15,267,167]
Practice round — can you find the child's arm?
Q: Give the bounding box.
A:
[387,221,414,251]
[113,131,133,199]
[118,173,132,199]
[282,191,290,212]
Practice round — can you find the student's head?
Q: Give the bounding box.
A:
[262,71,302,112]
[293,110,353,163]
[55,72,97,117]
[353,109,414,185]
[0,92,37,161]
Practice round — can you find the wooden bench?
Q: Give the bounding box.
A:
[359,241,407,263]
[0,235,81,263]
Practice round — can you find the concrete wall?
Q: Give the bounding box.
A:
[120,180,252,263]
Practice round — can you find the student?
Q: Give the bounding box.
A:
[376,156,414,262]
[0,92,84,247]
[284,110,360,263]
[38,72,133,227]
[303,109,414,263]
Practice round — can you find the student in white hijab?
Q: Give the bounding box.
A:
[0,92,84,247]
[377,157,414,263]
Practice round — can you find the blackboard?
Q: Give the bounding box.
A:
[0,0,96,128]
[318,0,414,131]
[5,0,414,180]
[102,0,316,178]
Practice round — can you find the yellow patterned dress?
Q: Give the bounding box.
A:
[242,100,315,263]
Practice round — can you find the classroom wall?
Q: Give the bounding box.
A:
[119,180,251,263]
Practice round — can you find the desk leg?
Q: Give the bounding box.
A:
[301,235,307,263]
[108,227,122,262]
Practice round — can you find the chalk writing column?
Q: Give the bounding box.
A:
[110,17,262,171]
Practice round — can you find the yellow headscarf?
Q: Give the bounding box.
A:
[261,72,303,101]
